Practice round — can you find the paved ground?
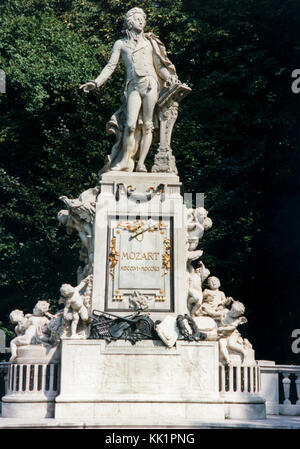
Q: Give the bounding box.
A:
[0,415,299,429]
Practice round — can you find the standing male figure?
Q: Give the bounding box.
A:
[80,7,178,173]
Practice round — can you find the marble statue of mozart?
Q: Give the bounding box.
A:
[80,7,179,173]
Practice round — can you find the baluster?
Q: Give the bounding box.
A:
[236,366,241,392]
[25,364,30,392]
[41,364,47,392]
[254,367,257,392]
[295,374,300,405]
[8,365,11,392]
[22,365,27,391]
[244,366,249,393]
[229,364,234,392]
[220,365,225,393]
[282,372,291,404]
[12,365,16,392]
[49,364,55,392]
[19,364,23,392]
[249,366,254,393]
[33,364,38,392]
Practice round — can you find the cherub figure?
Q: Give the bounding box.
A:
[213,301,248,365]
[9,301,52,361]
[59,276,92,338]
[58,188,98,258]
[186,207,212,250]
[198,276,233,316]
[187,261,210,316]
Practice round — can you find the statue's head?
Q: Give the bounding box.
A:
[195,207,207,218]
[124,7,146,32]
[207,276,221,290]
[60,283,74,298]
[230,301,245,318]
[33,300,50,316]
[9,309,24,324]
[57,210,69,225]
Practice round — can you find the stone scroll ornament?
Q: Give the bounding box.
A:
[79,7,191,174]
[151,83,191,174]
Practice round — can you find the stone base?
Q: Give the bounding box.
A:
[280,404,300,416]
[55,401,225,421]
[55,338,225,420]
[223,396,266,420]
[1,345,60,419]
[1,396,55,419]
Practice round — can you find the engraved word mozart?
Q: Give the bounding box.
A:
[121,251,160,261]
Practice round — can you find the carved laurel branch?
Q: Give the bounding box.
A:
[162,237,171,277]
[109,236,119,279]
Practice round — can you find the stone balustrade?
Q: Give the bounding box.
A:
[1,345,61,418]
[218,362,265,419]
[1,361,60,418]
[7,363,59,397]
[1,358,300,418]
[219,363,261,395]
[258,361,300,415]
[0,363,9,414]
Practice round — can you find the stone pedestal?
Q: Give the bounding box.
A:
[92,172,189,321]
[1,345,60,418]
[55,338,225,421]
[1,172,267,423]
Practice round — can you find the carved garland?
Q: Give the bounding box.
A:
[162,237,171,276]
[109,236,119,279]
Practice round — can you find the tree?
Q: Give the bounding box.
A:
[0,0,299,363]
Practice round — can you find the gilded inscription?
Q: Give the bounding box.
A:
[121,251,160,261]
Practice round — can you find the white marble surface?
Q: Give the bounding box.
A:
[92,172,189,321]
[0,415,299,429]
[55,338,224,420]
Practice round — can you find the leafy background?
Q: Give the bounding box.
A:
[0,0,300,363]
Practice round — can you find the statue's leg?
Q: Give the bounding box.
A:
[136,86,159,171]
[227,335,246,361]
[219,338,231,365]
[111,89,142,171]
[79,306,89,323]
[71,313,80,337]
[9,338,18,361]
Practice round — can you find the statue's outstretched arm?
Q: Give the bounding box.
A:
[80,40,122,92]
[94,40,122,87]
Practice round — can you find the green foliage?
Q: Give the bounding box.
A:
[0,0,299,361]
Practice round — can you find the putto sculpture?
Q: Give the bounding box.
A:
[58,275,93,339]
[9,301,53,361]
[80,7,190,173]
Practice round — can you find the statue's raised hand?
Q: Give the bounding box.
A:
[79,81,98,93]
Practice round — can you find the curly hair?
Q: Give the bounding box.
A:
[124,7,146,31]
